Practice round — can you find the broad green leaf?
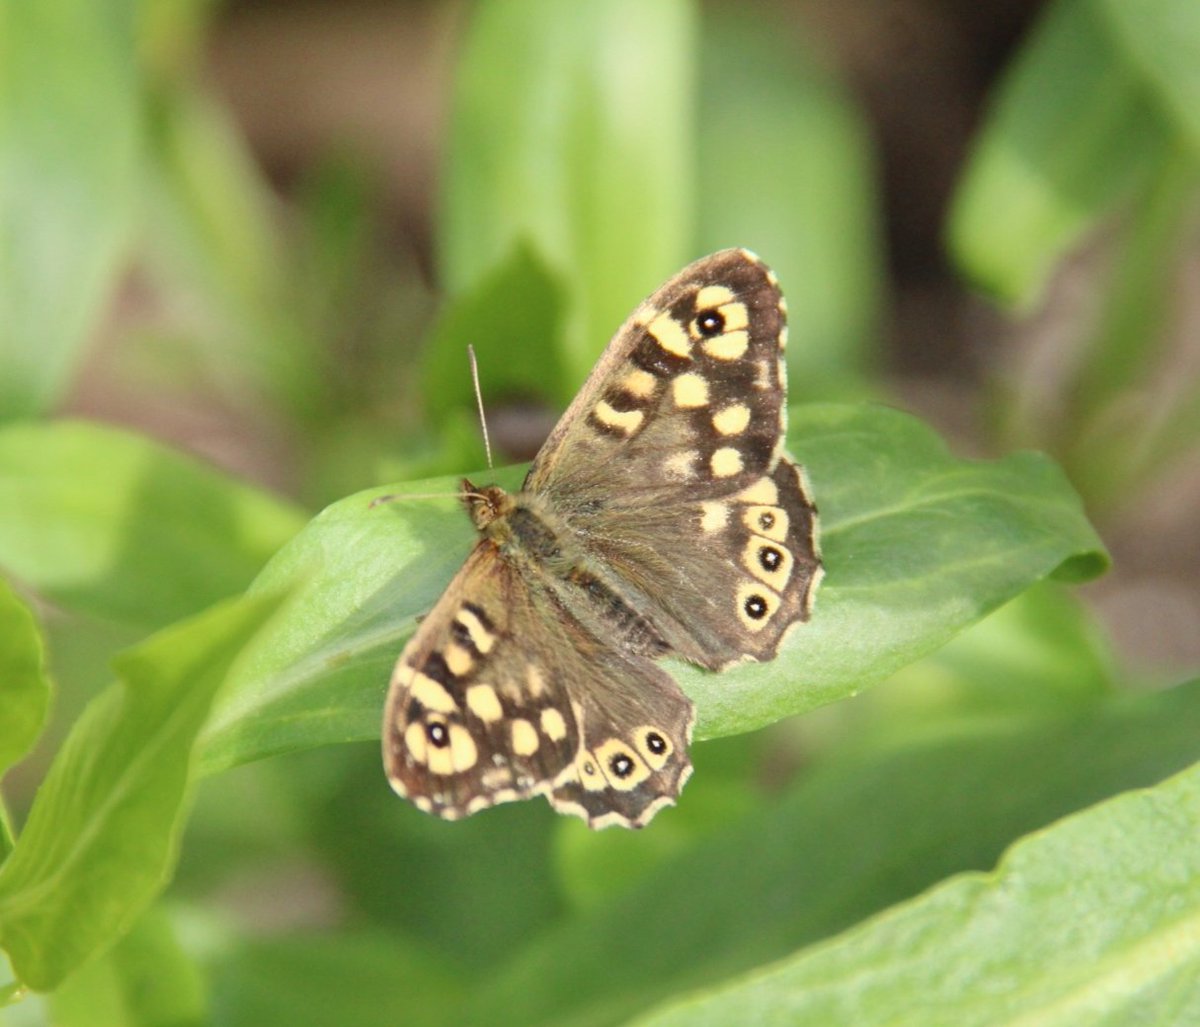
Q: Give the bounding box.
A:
[308,747,566,971]
[440,0,695,392]
[0,0,140,419]
[0,590,287,991]
[0,420,305,630]
[0,580,50,785]
[637,704,1200,1027]
[697,11,881,394]
[206,929,459,1027]
[469,680,1200,1027]
[1099,0,1200,152]
[422,241,566,429]
[948,0,1170,306]
[47,906,204,1027]
[197,403,1105,775]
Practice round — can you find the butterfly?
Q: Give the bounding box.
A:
[382,249,822,829]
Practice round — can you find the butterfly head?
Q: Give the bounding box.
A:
[461,478,513,532]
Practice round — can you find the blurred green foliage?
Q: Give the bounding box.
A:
[1,0,1199,1023]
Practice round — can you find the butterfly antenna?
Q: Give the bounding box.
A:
[468,344,494,470]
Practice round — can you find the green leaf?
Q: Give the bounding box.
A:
[439,0,696,392]
[0,0,140,419]
[947,0,1170,306]
[471,680,1200,1027]
[636,700,1200,1027]
[47,906,205,1027]
[206,929,459,1027]
[0,590,288,991]
[0,420,306,630]
[696,11,881,394]
[0,579,51,786]
[682,403,1107,738]
[1099,0,1200,152]
[197,403,1105,775]
[422,241,566,428]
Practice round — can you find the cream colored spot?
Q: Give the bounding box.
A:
[634,726,674,770]
[414,796,432,812]
[778,355,789,391]
[511,719,539,756]
[712,404,751,436]
[720,301,749,331]
[711,447,743,478]
[445,643,474,677]
[404,722,428,764]
[576,750,607,792]
[481,766,513,790]
[672,372,709,409]
[392,663,415,687]
[620,367,657,399]
[594,738,651,790]
[743,504,789,542]
[449,724,478,771]
[663,450,698,480]
[700,500,728,534]
[703,330,749,361]
[648,311,691,357]
[526,665,547,698]
[499,677,523,702]
[742,536,794,592]
[540,707,568,741]
[736,581,781,633]
[593,400,643,435]
[466,683,503,723]
[738,477,779,505]
[455,607,496,654]
[411,672,457,714]
[778,296,789,317]
[753,359,774,390]
[696,284,735,309]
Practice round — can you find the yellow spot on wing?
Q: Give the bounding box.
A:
[445,643,473,677]
[703,329,749,361]
[404,722,428,764]
[456,607,496,654]
[527,665,547,697]
[593,400,644,434]
[620,367,657,399]
[511,719,539,756]
[540,707,568,741]
[696,284,735,309]
[648,311,691,357]
[713,404,751,435]
[700,500,728,534]
[449,724,478,771]
[738,477,779,505]
[720,301,749,331]
[466,684,503,722]
[411,672,457,713]
[711,447,743,478]
[672,373,709,408]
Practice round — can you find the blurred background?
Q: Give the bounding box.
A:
[4,0,1200,1020]
[27,0,1198,680]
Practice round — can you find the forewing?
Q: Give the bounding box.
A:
[522,248,821,668]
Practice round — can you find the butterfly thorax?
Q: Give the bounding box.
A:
[461,478,669,659]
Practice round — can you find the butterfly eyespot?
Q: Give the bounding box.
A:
[696,309,725,337]
[583,761,597,776]
[646,731,667,755]
[610,753,635,778]
[759,512,776,530]
[744,594,769,620]
[759,546,782,571]
[426,721,450,748]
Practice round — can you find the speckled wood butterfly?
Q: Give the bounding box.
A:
[383,249,822,828]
